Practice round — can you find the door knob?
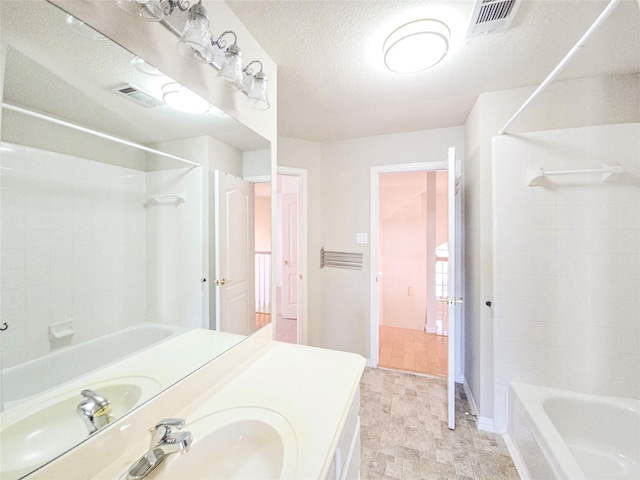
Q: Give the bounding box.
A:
[214,278,229,286]
[284,260,289,265]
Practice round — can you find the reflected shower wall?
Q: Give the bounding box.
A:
[492,123,640,432]
[0,142,202,371]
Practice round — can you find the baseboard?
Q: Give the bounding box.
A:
[365,358,373,368]
[503,433,531,480]
[424,325,438,334]
[462,380,478,416]
[477,416,495,432]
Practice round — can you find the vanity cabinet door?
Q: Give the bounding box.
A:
[325,390,361,480]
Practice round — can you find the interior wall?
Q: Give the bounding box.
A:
[463,73,640,427]
[492,123,640,432]
[0,143,147,367]
[145,166,203,329]
[319,127,464,358]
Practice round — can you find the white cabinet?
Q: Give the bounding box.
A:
[325,389,361,480]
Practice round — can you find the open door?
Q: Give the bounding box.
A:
[441,147,463,430]
[213,171,255,335]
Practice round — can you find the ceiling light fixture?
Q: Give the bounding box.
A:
[162,82,211,114]
[116,0,270,110]
[383,19,450,74]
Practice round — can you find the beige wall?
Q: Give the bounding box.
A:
[463,72,640,427]
[279,127,465,357]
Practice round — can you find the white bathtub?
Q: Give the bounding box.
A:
[508,382,640,480]
[1,322,187,407]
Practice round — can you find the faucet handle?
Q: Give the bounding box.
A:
[150,418,186,444]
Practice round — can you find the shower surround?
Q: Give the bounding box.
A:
[491,123,640,432]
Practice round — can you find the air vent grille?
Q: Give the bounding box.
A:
[113,84,163,108]
[467,0,521,37]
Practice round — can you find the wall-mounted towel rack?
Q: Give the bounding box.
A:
[147,191,187,203]
[321,248,363,270]
[527,163,623,186]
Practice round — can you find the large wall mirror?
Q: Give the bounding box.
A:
[0,1,272,478]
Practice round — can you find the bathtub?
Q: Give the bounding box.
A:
[508,382,640,480]
[1,322,187,407]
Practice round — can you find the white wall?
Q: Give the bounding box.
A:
[492,123,640,432]
[0,143,147,367]
[145,166,203,329]
[277,128,464,356]
[463,73,640,427]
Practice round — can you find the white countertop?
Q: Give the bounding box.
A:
[26,327,365,480]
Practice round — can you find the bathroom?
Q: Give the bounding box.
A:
[1,0,639,479]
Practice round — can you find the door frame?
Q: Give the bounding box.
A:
[277,166,308,345]
[370,161,461,372]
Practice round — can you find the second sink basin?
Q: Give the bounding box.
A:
[151,407,298,480]
[1,376,162,480]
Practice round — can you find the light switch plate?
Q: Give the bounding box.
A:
[356,233,368,244]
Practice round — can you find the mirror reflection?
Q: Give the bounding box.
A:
[0,1,271,478]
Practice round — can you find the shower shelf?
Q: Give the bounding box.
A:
[526,163,623,186]
[147,191,187,203]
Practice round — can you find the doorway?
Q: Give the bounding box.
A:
[274,167,308,344]
[376,170,449,377]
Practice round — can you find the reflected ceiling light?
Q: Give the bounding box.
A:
[177,1,214,63]
[116,0,163,21]
[214,31,244,90]
[383,19,450,74]
[65,15,107,40]
[131,56,165,76]
[162,83,211,114]
[244,61,269,110]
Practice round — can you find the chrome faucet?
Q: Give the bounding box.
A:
[126,418,193,480]
[77,389,114,434]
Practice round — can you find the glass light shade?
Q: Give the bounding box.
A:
[162,83,211,114]
[177,3,214,63]
[383,19,450,74]
[216,45,244,91]
[116,0,163,22]
[247,72,269,110]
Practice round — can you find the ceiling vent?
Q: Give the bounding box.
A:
[466,0,521,38]
[113,84,163,108]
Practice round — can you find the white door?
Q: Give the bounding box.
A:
[281,191,299,320]
[213,171,255,335]
[442,147,463,430]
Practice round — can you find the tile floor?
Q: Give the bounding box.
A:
[360,368,520,480]
[379,326,448,377]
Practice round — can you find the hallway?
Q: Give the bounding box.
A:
[378,326,447,377]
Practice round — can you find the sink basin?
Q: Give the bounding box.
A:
[1,376,162,480]
[150,407,298,480]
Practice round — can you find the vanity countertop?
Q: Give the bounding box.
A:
[27,327,365,479]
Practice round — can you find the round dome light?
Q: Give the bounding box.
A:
[383,19,450,74]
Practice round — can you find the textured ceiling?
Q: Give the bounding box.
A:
[226,0,640,142]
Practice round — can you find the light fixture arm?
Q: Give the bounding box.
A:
[164,0,190,16]
[213,30,238,50]
[243,60,263,76]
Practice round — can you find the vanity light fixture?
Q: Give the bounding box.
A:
[116,0,163,22]
[115,0,270,109]
[383,19,450,74]
[161,82,212,113]
[244,61,270,110]
[214,31,244,90]
[177,1,214,63]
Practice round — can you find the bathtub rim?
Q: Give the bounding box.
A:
[508,382,640,480]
